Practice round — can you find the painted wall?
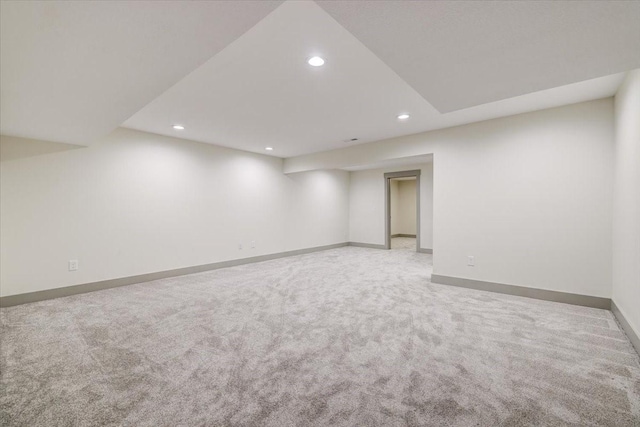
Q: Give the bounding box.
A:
[390,180,400,235]
[292,99,614,298]
[397,180,417,235]
[612,70,640,336]
[0,128,350,297]
[284,168,350,251]
[349,163,434,249]
[0,97,619,301]
[390,179,417,235]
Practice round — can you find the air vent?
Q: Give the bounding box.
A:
[343,138,359,143]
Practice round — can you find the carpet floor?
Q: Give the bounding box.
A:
[391,237,417,251]
[1,242,639,426]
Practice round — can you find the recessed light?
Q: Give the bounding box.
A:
[307,56,325,67]
[265,147,274,151]
[172,124,185,130]
[397,114,410,120]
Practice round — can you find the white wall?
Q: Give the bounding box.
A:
[349,162,433,249]
[292,99,614,298]
[397,180,417,235]
[612,70,640,336]
[390,180,400,235]
[0,128,349,297]
[284,169,350,251]
[0,97,620,302]
[390,179,417,235]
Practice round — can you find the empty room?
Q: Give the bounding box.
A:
[1,1,639,426]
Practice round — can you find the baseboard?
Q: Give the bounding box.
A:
[347,242,386,250]
[430,274,611,310]
[348,241,430,254]
[391,234,416,238]
[611,300,640,356]
[0,242,349,307]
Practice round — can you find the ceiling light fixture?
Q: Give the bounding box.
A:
[172,124,185,130]
[265,147,274,151]
[307,56,325,67]
[397,114,410,120]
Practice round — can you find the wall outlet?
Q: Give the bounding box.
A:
[68,259,79,271]
[467,256,475,266]
[250,240,256,249]
[238,243,243,250]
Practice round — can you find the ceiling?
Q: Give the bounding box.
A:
[318,1,640,113]
[0,0,282,145]
[123,0,437,157]
[1,0,639,157]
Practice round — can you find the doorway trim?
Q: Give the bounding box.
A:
[384,169,421,251]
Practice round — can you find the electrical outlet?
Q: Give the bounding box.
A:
[68,260,79,271]
[238,243,243,250]
[250,240,256,249]
[467,256,475,266]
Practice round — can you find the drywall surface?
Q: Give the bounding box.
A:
[0,135,82,161]
[306,99,614,297]
[397,180,417,235]
[612,70,640,336]
[0,128,349,297]
[390,179,417,235]
[390,180,400,235]
[349,163,433,249]
[284,168,350,251]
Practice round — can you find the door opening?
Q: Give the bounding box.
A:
[384,170,420,251]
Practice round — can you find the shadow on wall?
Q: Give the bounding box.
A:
[0,135,83,162]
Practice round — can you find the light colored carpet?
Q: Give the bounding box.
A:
[391,236,416,251]
[1,246,639,426]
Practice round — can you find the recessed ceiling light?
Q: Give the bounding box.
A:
[397,114,410,120]
[265,147,274,151]
[307,56,325,67]
[172,124,185,130]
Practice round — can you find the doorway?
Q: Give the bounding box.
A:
[384,170,420,251]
